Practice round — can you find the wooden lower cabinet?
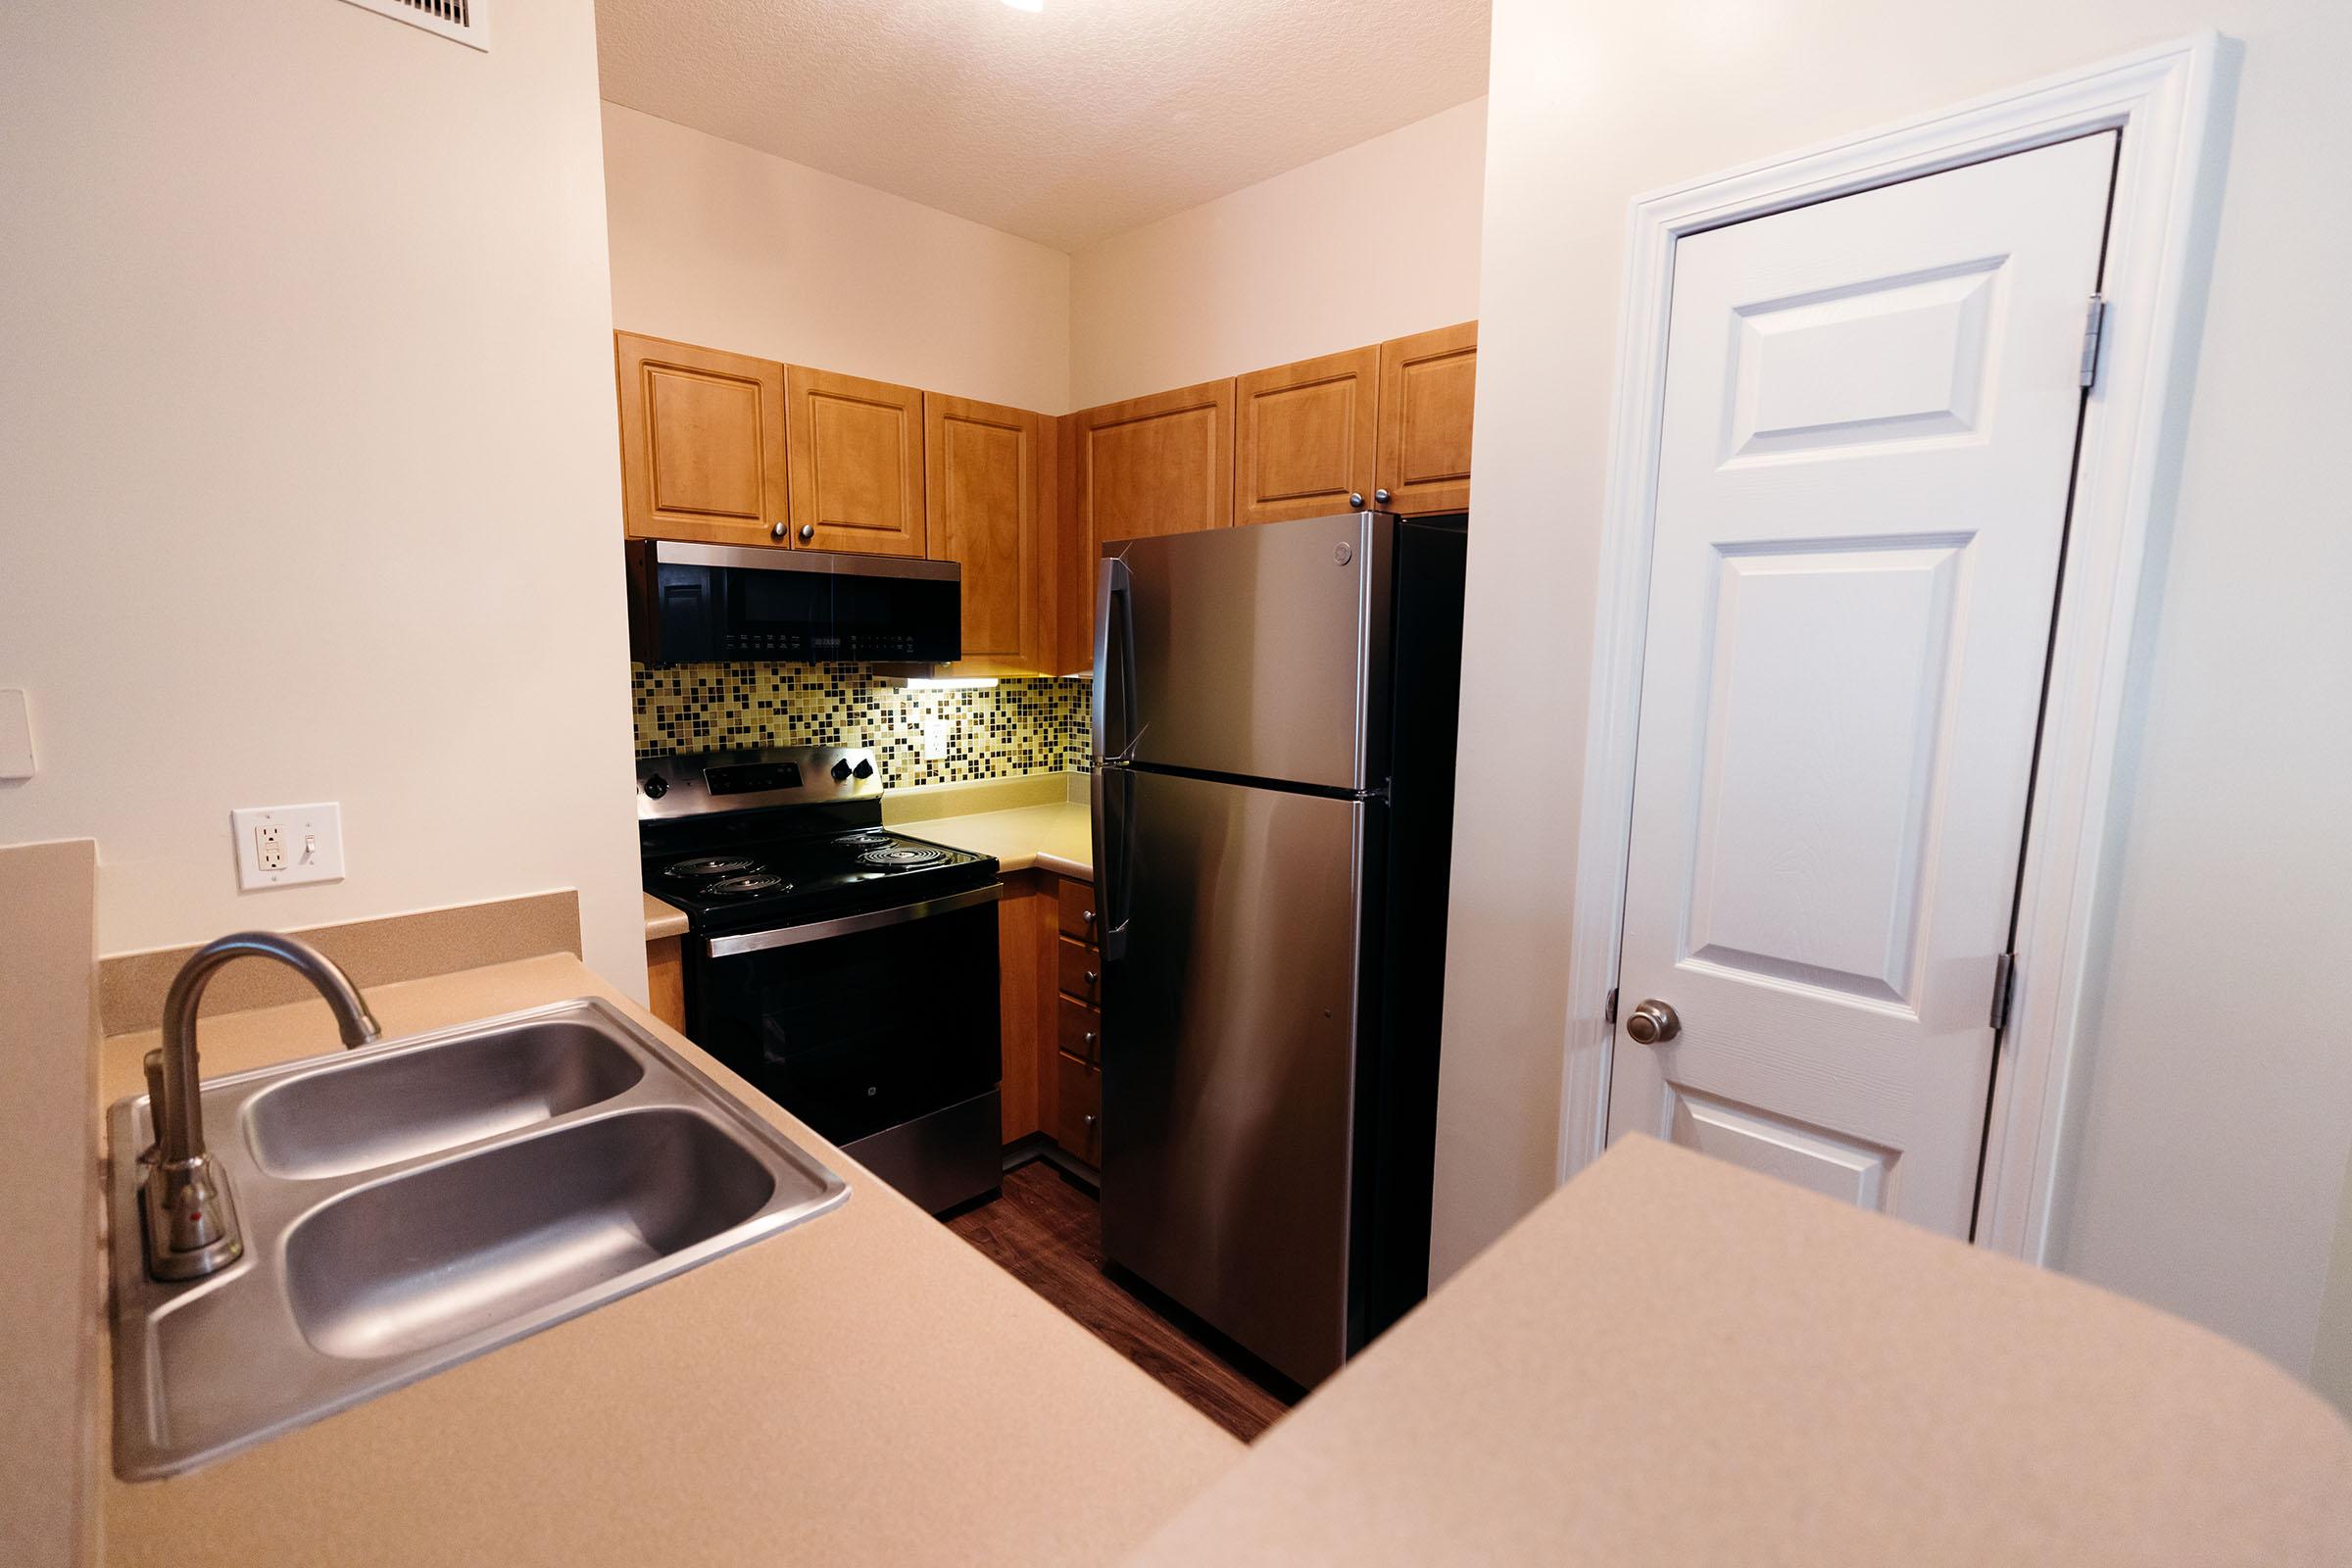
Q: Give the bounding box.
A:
[1053,1051,1102,1165]
[645,934,687,1034]
[995,869,1104,1164]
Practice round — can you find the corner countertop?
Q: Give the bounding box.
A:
[640,890,689,941]
[884,770,1093,880]
[95,955,1238,1568]
[1121,1138,2352,1566]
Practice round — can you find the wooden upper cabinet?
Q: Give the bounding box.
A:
[1076,378,1236,548]
[614,332,789,546]
[1233,346,1379,526]
[1063,379,1235,675]
[1054,411,1091,675]
[785,366,927,556]
[1375,321,1478,514]
[924,392,1043,672]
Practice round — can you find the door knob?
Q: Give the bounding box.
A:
[798,523,815,543]
[769,521,787,542]
[1625,999,1681,1046]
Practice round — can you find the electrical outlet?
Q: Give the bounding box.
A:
[921,717,952,760]
[231,803,344,891]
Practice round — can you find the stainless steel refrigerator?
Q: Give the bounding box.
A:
[1090,509,1468,1390]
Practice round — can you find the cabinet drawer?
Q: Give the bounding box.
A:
[1056,996,1101,1065]
[1053,1053,1101,1164]
[1055,878,1098,943]
[1056,937,1102,1004]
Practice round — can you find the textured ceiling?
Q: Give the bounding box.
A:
[594,0,1491,253]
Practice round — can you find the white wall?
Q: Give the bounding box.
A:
[603,104,1071,414]
[1439,0,2352,1389]
[1068,99,1486,409]
[0,0,647,991]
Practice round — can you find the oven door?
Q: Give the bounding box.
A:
[690,885,1003,1151]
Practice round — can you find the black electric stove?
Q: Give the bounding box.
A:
[639,746,1004,1215]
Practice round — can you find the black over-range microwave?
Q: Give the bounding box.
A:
[625,540,962,665]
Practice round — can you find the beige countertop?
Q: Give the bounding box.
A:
[884,770,1093,879]
[900,801,1093,879]
[640,889,688,940]
[1123,1137,2352,1566]
[94,955,1238,1568]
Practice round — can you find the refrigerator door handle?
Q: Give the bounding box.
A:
[1090,764,1133,962]
[1092,555,1141,763]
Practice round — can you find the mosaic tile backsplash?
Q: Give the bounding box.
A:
[632,663,1092,788]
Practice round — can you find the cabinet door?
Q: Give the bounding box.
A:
[1072,379,1233,673]
[1077,378,1235,548]
[1052,1052,1102,1164]
[1234,346,1378,526]
[1375,321,1477,514]
[614,332,789,546]
[924,393,1044,672]
[785,366,927,557]
[1053,412,1091,675]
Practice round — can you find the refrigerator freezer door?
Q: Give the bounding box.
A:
[1105,512,1390,791]
[1099,767,1369,1388]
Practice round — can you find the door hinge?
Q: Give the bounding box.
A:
[1988,953,2018,1032]
[2079,294,2108,390]
[1604,986,1619,1027]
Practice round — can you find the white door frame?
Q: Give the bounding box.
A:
[1560,32,2226,1262]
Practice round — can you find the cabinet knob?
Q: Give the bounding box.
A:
[1374,488,1392,504]
[1083,1113,1097,1129]
[798,523,815,543]
[1083,1031,1097,1049]
[1348,492,1364,509]
[1085,969,1099,986]
[769,521,787,542]
[1082,908,1095,926]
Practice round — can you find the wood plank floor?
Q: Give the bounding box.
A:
[947,1160,1293,1443]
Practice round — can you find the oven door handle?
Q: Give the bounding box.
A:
[702,883,1004,958]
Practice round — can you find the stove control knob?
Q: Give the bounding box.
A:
[830,760,853,783]
[641,774,669,800]
[852,759,875,780]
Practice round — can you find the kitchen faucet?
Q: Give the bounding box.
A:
[141,931,381,1281]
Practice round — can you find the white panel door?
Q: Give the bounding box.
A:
[1607,134,2118,1237]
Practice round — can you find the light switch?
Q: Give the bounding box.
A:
[0,689,32,779]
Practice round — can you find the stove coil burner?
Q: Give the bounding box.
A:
[858,845,950,871]
[665,855,763,881]
[704,872,789,897]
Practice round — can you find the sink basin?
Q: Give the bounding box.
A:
[107,998,849,1480]
[286,1108,775,1360]
[245,1013,645,1179]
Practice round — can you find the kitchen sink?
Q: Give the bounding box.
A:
[106,998,849,1480]
[244,1011,645,1179]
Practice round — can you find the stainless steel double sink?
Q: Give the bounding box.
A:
[107,998,850,1479]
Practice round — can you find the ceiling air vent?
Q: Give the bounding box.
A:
[334,0,489,51]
